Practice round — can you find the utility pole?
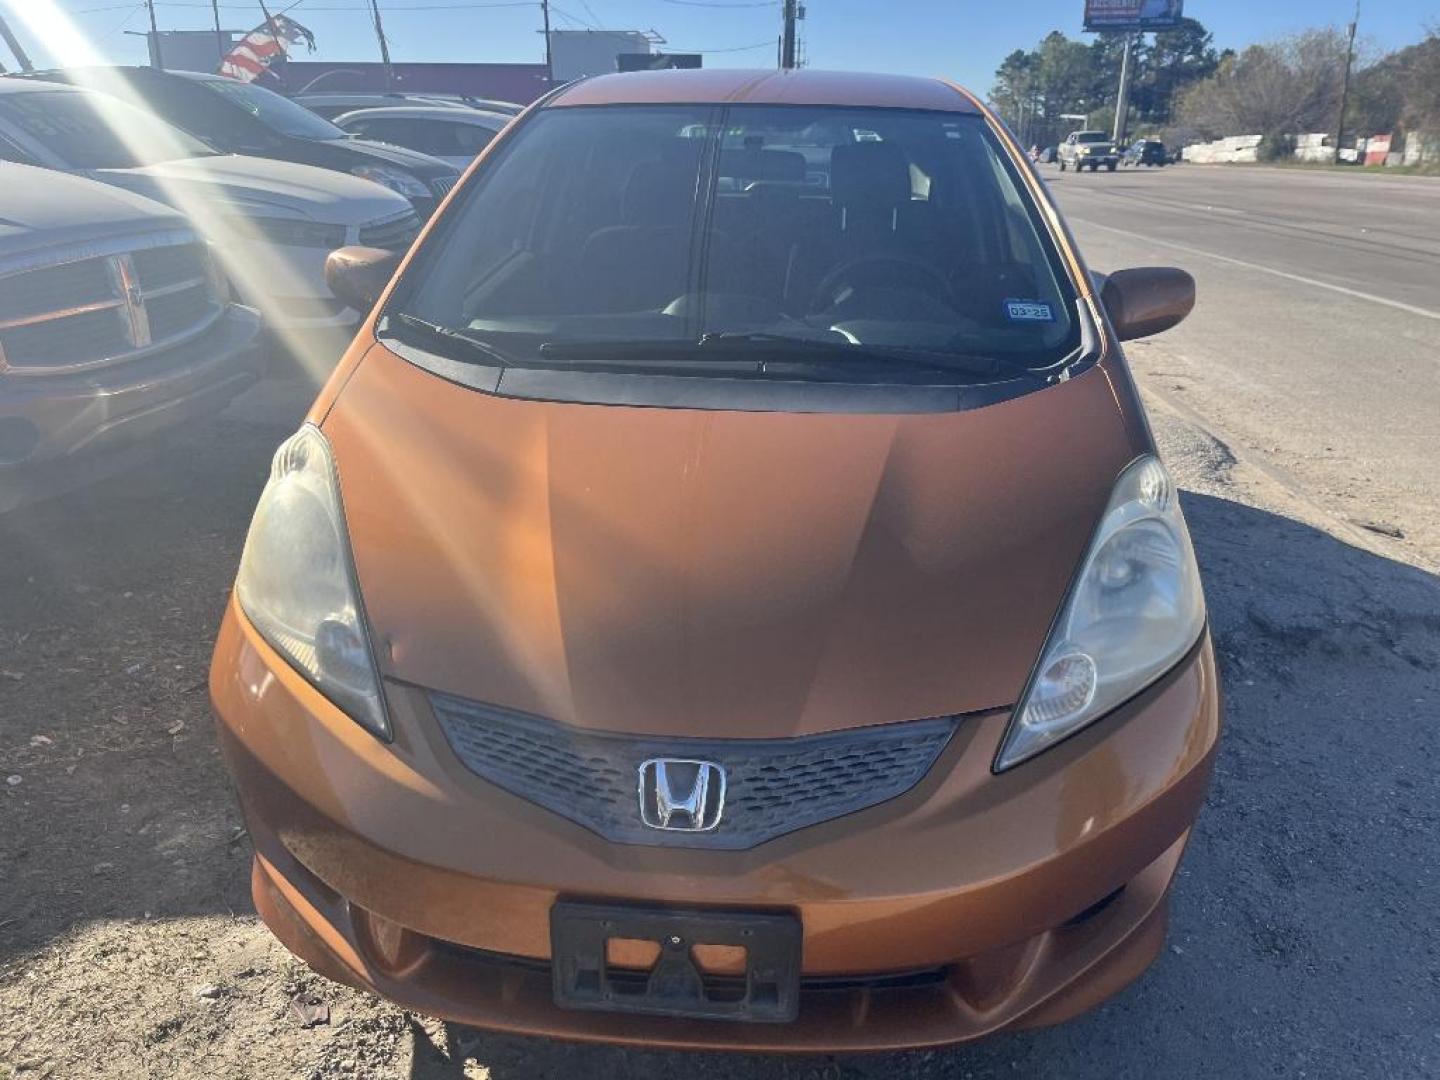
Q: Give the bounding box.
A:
[366,0,395,88]
[1335,1,1359,163]
[1111,31,1135,146]
[780,0,797,69]
[144,0,163,68]
[540,0,553,86]
[211,0,225,72]
[0,12,34,72]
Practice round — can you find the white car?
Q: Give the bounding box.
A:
[294,91,524,120]
[0,79,420,331]
[331,106,511,171]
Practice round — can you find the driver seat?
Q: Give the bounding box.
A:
[784,141,940,312]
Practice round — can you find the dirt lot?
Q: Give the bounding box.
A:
[2,356,1439,1078]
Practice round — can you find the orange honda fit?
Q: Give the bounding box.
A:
[210,69,1219,1051]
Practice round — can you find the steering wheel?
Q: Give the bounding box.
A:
[810,254,954,314]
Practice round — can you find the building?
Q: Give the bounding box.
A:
[549,29,658,82]
[145,29,244,73]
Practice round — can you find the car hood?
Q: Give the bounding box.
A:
[331,136,459,179]
[0,163,185,263]
[322,345,1147,739]
[94,154,412,225]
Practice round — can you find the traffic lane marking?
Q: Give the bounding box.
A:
[1068,217,1440,323]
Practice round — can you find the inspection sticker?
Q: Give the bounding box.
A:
[1003,299,1055,322]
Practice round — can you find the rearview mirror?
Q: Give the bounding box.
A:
[324,246,402,314]
[1099,266,1195,341]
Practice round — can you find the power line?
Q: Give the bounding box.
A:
[548,4,599,29]
[71,0,537,10]
[665,37,770,52]
[660,0,777,7]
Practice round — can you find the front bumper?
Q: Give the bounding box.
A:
[211,600,1221,1052]
[0,306,262,513]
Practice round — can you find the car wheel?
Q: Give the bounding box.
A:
[1107,162,1117,172]
[1058,160,1066,171]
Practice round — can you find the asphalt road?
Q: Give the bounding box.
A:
[1049,163,1440,570]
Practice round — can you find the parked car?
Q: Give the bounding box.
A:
[332,105,510,170]
[12,68,461,217]
[1122,139,1169,167]
[211,68,1215,1052]
[1058,129,1119,171]
[0,79,421,332]
[0,163,261,513]
[294,91,524,119]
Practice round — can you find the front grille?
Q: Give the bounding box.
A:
[0,240,218,375]
[430,694,958,850]
[146,285,217,341]
[1,307,128,369]
[358,210,422,251]
[0,260,114,323]
[132,243,207,290]
[433,938,951,993]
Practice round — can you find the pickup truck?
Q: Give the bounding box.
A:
[0,164,262,513]
[1058,130,1119,172]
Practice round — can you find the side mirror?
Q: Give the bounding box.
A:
[1100,266,1195,341]
[324,246,402,314]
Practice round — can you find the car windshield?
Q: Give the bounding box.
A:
[1076,132,1110,143]
[393,104,1083,382]
[0,89,212,168]
[200,79,347,140]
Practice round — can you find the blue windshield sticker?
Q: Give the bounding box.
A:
[1004,299,1055,322]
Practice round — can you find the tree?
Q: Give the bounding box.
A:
[1176,29,1349,139]
[1134,17,1220,126]
[1398,30,1440,132]
[989,18,1222,146]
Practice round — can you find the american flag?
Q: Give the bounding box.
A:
[218,14,316,83]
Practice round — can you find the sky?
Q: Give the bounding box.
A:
[3,0,1436,96]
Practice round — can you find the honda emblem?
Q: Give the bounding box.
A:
[637,758,726,832]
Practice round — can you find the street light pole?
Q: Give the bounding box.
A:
[1111,31,1135,146]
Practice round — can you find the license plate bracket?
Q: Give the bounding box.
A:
[550,901,802,1023]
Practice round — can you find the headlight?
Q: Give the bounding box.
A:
[235,425,389,738]
[199,243,231,302]
[350,163,431,199]
[995,456,1205,771]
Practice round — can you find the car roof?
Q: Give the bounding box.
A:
[333,105,509,125]
[547,69,980,114]
[0,77,85,95]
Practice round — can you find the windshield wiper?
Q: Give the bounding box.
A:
[695,331,1016,378]
[538,332,1019,379]
[381,313,511,367]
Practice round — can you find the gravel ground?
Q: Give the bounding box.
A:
[2,365,1437,1079]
